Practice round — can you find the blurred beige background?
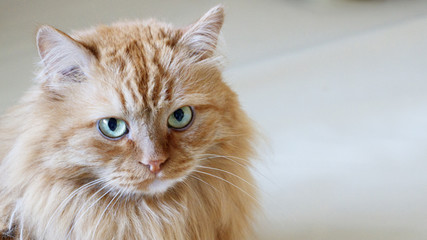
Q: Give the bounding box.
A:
[2,0,427,239]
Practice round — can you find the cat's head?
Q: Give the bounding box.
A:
[33,6,250,196]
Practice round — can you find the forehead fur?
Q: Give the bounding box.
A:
[71,20,221,117]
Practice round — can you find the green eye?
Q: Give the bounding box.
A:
[168,106,194,130]
[97,118,129,139]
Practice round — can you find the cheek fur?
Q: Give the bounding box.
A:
[89,138,135,163]
[156,109,221,178]
[173,108,220,148]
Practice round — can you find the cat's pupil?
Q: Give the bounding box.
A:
[108,118,117,131]
[174,109,184,122]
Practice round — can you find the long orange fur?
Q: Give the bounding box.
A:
[0,6,257,240]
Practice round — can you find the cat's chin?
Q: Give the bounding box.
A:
[123,175,185,196]
[146,178,180,195]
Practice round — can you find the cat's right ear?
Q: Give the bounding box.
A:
[37,25,94,81]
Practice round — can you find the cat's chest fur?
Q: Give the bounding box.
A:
[16,179,221,239]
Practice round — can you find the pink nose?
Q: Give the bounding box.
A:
[141,159,167,174]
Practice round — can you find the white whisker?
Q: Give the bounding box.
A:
[198,153,252,164]
[197,165,258,190]
[193,170,260,205]
[42,178,105,239]
[91,190,121,240]
[171,198,187,212]
[65,184,111,239]
[197,156,248,171]
[8,199,21,233]
[19,210,24,240]
[197,153,274,184]
[111,191,124,218]
[189,175,220,193]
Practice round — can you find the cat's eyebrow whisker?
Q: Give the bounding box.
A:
[42,177,106,239]
[193,170,260,206]
[196,165,258,190]
[91,190,121,240]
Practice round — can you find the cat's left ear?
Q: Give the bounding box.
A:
[179,5,224,59]
[37,25,94,81]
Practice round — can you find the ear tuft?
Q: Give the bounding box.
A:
[37,25,93,81]
[179,5,225,58]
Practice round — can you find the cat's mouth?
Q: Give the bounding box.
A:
[108,157,192,196]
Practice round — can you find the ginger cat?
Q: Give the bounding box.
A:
[0,5,257,240]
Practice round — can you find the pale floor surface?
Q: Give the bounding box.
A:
[1,1,427,239]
